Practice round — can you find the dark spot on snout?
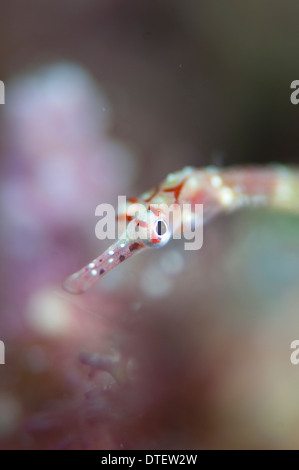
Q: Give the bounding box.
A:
[119,255,125,262]
[129,242,141,252]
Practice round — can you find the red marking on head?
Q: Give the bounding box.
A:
[163,179,186,203]
[144,186,160,203]
[149,205,160,217]
[136,219,147,228]
[116,214,133,222]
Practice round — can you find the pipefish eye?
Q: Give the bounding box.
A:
[155,219,167,237]
[147,217,171,247]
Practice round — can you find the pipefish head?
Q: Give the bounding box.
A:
[63,167,196,293]
[62,202,173,294]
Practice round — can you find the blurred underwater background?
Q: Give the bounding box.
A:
[1,0,299,449]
